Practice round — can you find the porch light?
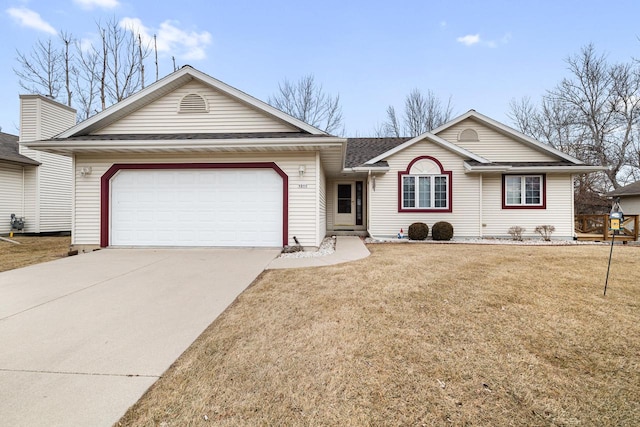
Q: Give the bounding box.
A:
[80,166,92,177]
[298,165,306,177]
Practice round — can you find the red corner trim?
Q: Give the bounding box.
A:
[501,173,547,210]
[100,162,288,247]
[397,156,453,213]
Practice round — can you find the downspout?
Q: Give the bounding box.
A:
[366,169,372,238]
[571,174,575,239]
[479,174,483,238]
[315,152,321,246]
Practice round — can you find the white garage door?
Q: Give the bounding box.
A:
[110,168,283,247]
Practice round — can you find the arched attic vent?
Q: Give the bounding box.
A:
[458,128,479,142]
[179,93,208,113]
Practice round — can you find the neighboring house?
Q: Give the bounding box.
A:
[0,96,76,235]
[0,131,40,234]
[609,181,640,215]
[23,66,601,250]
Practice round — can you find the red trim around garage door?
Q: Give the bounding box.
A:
[100,162,288,247]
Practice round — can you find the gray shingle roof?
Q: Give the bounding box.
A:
[345,137,410,168]
[609,180,640,197]
[0,132,40,166]
[51,132,326,141]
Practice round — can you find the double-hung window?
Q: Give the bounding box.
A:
[401,174,448,209]
[503,175,544,208]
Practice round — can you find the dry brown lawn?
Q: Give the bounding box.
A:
[0,235,71,272]
[118,243,640,426]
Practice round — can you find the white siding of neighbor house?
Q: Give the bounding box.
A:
[317,153,327,243]
[480,174,575,239]
[21,166,38,233]
[93,80,298,135]
[0,163,26,234]
[73,152,321,248]
[19,95,76,233]
[368,140,482,239]
[619,196,640,215]
[435,118,558,162]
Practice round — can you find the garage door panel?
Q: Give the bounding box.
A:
[110,168,282,247]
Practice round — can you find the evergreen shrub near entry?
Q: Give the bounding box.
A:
[432,221,454,241]
[408,222,429,240]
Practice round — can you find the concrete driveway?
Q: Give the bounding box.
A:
[0,248,279,427]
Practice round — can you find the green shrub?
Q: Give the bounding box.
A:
[408,222,429,240]
[432,221,454,241]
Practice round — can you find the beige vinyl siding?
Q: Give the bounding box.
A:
[19,95,76,142]
[73,152,320,247]
[18,95,76,233]
[0,163,26,234]
[368,140,481,238]
[480,174,575,239]
[37,152,72,232]
[436,118,557,162]
[21,167,38,232]
[317,153,327,243]
[619,197,640,215]
[94,80,297,134]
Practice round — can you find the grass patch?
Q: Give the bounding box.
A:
[117,244,640,426]
[0,235,71,272]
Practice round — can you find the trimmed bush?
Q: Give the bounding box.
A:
[432,221,454,241]
[508,226,525,241]
[408,222,429,240]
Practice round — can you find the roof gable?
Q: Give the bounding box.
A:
[431,110,584,164]
[58,66,327,138]
[92,79,299,135]
[364,132,490,165]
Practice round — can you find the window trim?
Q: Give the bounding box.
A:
[502,174,546,209]
[398,156,453,213]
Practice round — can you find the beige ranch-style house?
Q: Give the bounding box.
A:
[22,66,600,251]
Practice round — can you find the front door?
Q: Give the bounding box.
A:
[335,182,355,226]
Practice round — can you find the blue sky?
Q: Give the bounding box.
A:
[1,0,639,136]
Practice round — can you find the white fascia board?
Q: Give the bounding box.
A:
[365,133,489,165]
[435,110,583,164]
[464,163,606,174]
[57,66,328,138]
[350,166,390,173]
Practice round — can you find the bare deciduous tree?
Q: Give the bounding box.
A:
[14,38,64,101]
[268,75,344,134]
[508,43,640,212]
[14,18,154,122]
[377,89,453,137]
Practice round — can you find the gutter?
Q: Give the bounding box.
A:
[23,138,346,155]
[464,162,607,174]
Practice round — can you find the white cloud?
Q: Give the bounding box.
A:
[6,7,56,35]
[457,34,480,46]
[120,17,212,61]
[457,33,511,48]
[73,0,120,9]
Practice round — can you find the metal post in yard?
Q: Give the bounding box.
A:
[604,231,615,296]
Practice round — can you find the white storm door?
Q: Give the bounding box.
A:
[334,182,355,226]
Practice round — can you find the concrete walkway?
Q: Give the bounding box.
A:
[267,236,370,269]
[0,248,279,427]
